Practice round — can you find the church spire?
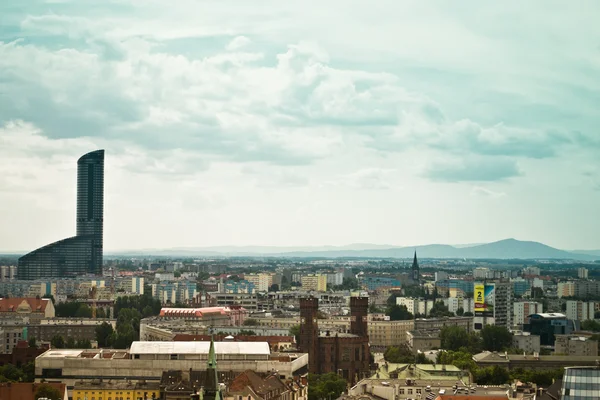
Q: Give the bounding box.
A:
[412,250,419,270]
[203,336,221,400]
[411,250,420,282]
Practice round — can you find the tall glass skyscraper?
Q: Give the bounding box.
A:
[17,150,104,280]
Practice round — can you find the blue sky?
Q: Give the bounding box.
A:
[1,0,599,251]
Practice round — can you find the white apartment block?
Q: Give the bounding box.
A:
[326,272,344,287]
[513,301,543,326]
[443,297,474,314]
[578,268,589,279]
[434,271,449,282]
[473,268,490,279]
[396,298,436,316]
[566,300,597,321]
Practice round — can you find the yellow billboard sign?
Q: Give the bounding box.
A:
[474,284,485,313]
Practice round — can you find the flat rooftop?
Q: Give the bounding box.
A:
[130,341,270,355]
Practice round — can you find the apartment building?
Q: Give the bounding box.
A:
[513,301,544,326]
[300,274,327,292]
[245,273,274,292]
[565,300,598,321]
[557,281,576,298]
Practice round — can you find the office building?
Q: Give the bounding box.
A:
[555,335,598,356]
[523,313,575,346]
[358,275,402,291]
[512,278,531,296]
[473,281,513,330]
[561,366,600,400]
[566,300,597,321]
[18,150,104,280]
[513,301,543,326]
[300,274,327,292]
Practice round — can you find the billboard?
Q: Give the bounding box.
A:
[474,283,494,317]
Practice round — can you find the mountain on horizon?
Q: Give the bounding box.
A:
[106,238,598,261]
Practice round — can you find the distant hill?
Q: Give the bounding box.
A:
[571,250,600,257]
[107,239,598,261]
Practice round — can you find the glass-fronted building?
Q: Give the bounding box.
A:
[17,150,104,280]
[562,366,600,400]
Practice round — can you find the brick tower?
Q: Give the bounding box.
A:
[299,297,319,374]
[350,297,369,337]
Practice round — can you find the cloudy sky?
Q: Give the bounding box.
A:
[1,1,599,252]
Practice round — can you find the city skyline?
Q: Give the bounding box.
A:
[1,2,599,251]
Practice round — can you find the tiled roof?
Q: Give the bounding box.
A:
[0,298,49,313]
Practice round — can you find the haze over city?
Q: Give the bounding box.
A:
[1,1,599,253]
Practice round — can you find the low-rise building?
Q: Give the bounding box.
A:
[406,330,441,354]
[414,317,473,333]
[512,332,541,354]
[0,297,55,323]
[554,334,598,356]
[0,382,67,400]
[159,306,248,326]
[73,380,160,400]
[35,341,308,388]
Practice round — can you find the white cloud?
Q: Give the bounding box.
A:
[226,36,251,51]
[1,1,599,250]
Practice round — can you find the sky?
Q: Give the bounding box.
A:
[1,1,599,252]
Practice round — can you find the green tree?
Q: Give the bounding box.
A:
[428,302,453,318]
[455,307,464,316]
[28,337,37,348]
[243,318,259,326]
[142,305,154,318]
[481,325,513,352]
[289,325,300,345]
[440,326,470,351]
[383,345,414,363]
[34,383,62,400]
[239,330,257,336]
[51,335,65,349]
[436,350,476,371]
[75,304,93,318]
[581,320,600,332]
[385,304,413,321]
[463,311,474,316]
[308,373,347,400]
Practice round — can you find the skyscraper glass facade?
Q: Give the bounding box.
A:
[17,150,104,280]
[562,367,600,400]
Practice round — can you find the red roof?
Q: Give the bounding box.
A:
[0,298,49,313]
[0,382,66,400]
